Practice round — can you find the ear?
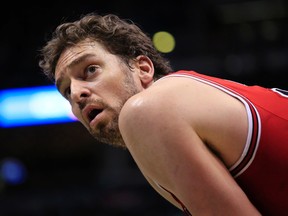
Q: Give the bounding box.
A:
[135,55,155,88]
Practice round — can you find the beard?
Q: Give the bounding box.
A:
[90,112,125,148]
[88,70,141,149]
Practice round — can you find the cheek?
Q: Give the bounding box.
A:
[71,105,82,121]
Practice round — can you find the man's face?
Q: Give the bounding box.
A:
[54,39,141,148]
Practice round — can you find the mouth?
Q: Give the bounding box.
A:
[83,105,104,124]
[87,109,103,122]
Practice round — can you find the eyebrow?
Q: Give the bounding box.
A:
[55,53,95,91]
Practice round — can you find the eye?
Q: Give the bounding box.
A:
[85,65,99,76]
[63,87,71,100]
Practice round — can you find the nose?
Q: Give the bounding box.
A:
[70,79,91,103]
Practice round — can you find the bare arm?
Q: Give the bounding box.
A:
[119,78,261,215]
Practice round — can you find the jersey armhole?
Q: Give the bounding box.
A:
[229,99,261,178]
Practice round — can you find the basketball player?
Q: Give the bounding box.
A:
[38,12,288,215]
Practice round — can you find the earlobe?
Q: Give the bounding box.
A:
[136,55,155,88]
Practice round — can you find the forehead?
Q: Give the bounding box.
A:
[55,40,108,79]
[56,40,106,69]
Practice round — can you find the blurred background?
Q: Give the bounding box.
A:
[0,0,287,215]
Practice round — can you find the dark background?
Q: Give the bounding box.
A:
[0,1,287,215]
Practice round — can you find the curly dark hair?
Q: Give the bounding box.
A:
[38,12,173,81]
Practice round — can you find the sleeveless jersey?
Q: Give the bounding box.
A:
[159,70,288,216]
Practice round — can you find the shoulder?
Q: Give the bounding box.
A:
[118,74,258,214]
[118,83,176,145]
[119,74,248,166]
[118,79,206,193]
[118,74,232,141]
[118,76,213,168]
[119,77,193,136]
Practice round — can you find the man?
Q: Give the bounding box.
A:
[38,12,288,215]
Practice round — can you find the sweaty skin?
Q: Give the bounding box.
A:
[119,78,261,215]
[55,39,261,215]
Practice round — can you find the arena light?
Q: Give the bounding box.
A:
[153,31,176,53]
[0,85,77,128]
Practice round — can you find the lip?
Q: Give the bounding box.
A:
[82,104,103,127]
[89,112,102,128]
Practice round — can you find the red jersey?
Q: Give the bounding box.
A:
[162,70,288,216]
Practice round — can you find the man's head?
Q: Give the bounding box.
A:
[38,13,172,148]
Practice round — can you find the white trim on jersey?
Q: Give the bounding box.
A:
[158,73,262,178]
